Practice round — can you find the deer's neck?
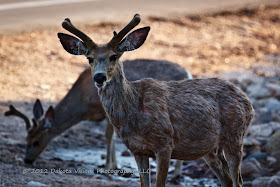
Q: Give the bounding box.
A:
[50,90,87,135]
[98,62,139,129]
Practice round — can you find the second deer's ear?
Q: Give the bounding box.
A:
[118,27,150,53]
[44,106,55,129]
[57,33,88,55]
[45,106,54,121]
[33,99,44,120]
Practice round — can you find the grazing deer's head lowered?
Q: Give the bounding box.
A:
[5,100,55,164]
[58,14,150,89]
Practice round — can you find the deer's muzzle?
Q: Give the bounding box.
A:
[94,73,107,87]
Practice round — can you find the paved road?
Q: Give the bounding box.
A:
[0,0,279,34]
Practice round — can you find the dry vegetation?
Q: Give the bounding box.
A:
[0,6,279,104]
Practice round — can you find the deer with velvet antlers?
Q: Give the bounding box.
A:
[58,14,254,187]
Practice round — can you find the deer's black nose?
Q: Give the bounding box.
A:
[94,73,107,84]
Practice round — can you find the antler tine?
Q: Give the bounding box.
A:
[109,14,141,47]
[62,18,97,50]
[5,105,31,130]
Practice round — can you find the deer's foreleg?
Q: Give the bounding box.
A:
[105,120,117,170]
[156,148,172,187]
[134,154,151,187]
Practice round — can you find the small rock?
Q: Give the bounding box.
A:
[247,83,271,99]
[50,157,63,162]
[244,136,261,152]
[245,151,267,163]
[266,83,280,96]
[267,156,277,166]
[266,132,280,161]
[266,98,280,121]
[260,167,271,177]
[252,177,270,187]
[249,124,273,137]
[183,161,209,179]
[243,180,252,187]
[170,174,185,185]
[244,136,261,146]
[253,176,280,187]
[121,150,131,157]
[269,176,280,186]
[269,161,280,173]
[270,122,280,132]
[241,158,261,179]
[122,171,133,178]
[40,84,51,90]
[101,154,106,160]
[27,181,48,186]
[256,137,268,151]
[68,162,75,167]
[258,110,272,123]
[266,98,280,111]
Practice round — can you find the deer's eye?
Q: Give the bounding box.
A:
[110,55,117,62]
[87,57,94,64]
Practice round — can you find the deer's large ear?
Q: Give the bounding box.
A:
[33,99,44,120]
[57,33,88,55]
[118,27,150,53]
[44,106,55,129]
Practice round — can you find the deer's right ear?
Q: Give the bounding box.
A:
[44,106,55,129]
[57,33,88,55]
[33,99,44,120]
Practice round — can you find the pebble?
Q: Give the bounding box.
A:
[247,83,271,99]
[27,181,49,187]
[266,132,280,161]
[245,151,267,163]
[249,124,273,137]
[252,176,280,187]
[241,158,261,179]
[121,150,131,157]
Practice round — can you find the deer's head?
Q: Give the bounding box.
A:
[58,14,150,89]
[5,99,55,164]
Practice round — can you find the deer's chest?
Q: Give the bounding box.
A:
[115,112,174,156]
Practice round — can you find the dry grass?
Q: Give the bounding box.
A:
[0,6,280,103]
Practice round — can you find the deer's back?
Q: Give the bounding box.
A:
[130,78,254,159]
[165,78,253,131]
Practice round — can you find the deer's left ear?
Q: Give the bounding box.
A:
[118,27,150,53]
[33,99,44,120]
[57,33,88,55]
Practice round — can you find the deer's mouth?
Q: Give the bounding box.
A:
[96,83,104,87]
[95,81,107,89]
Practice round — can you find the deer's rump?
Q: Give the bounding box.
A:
[166,78,253,160]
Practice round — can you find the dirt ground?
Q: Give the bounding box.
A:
[1,5,280,187]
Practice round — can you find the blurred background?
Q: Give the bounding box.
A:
[1,0,280,186]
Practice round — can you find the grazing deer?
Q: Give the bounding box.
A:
[58,14,254,187]
[5,59,191,174]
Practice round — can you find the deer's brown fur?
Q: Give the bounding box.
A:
[58,15,254,187]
